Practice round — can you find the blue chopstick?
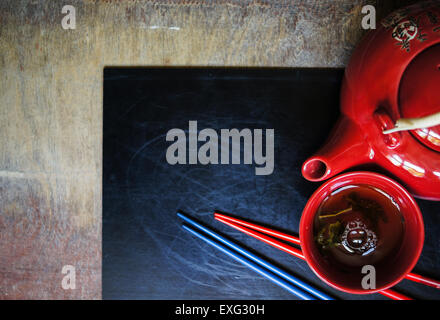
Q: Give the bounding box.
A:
[178,212,333,300]
[182,224,315,300]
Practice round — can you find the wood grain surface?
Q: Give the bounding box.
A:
[0,0,422,299]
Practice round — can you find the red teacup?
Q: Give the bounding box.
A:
[299,171,424,294]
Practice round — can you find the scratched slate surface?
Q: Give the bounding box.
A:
[103,68,440,300]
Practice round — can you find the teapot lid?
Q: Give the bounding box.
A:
[399,44,440,152]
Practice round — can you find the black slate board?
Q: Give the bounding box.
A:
[103,68,440,300]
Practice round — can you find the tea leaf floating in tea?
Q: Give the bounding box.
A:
[316,192,386,250]
[318,207,352,220]
[314,185,404,266]
[316,221,343,249]
[345,192,388,227]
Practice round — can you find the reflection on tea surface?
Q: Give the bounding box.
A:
[314,185,405,268]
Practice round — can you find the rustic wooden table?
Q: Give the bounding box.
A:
[0,0,422,299]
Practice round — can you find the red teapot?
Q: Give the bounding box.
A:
[302,1,440,200]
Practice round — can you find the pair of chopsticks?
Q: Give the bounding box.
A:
[177,212,333,300]
[214,212,440,300]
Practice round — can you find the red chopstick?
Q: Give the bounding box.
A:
[215,213,301,245]
[379,289,412,300]
[405,273,440,289]
[214,212,440,289]
[214,212,416,300]
[215,216,305,260]
[215,212,300,244]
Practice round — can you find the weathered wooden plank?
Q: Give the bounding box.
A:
[0,0,421,299]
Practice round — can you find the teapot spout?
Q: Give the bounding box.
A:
[302,117,372,181]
